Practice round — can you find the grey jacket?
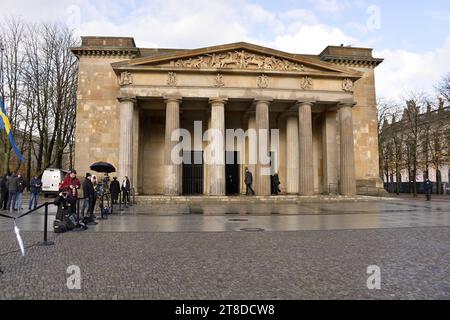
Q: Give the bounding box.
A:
[6,175,18,192]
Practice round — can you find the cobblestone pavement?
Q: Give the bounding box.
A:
[1,199,450,299]
[0,227,450,300]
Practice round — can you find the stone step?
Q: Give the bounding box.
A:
[134,195,395,204]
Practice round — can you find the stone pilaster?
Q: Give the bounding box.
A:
[322,110,338,194]
[286,111,299,194]
[164,97,181,195]
[339,102,357,195]
[297,100,315,196]
[118,97,136,185]
[209,98,227,196]
[255,100,271,196]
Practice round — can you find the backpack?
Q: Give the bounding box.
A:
[53,220,68,233]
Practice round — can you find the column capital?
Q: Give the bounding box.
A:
[337,100,357,109]
[253,98,273,106]
[118,96,136,104]
[296,99,316,107]
[209,97,228,105]
[164,96,182,104]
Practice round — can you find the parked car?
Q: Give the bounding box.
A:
[42,168,69,197]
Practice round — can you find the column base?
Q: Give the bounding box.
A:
[163,165,180,196]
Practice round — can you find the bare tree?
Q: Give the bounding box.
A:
[1,19,78,176]
[436,72,450,103]
[0,18,27,175]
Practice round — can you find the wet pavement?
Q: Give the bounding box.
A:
[1,198,450,233]
[1,197,450,300]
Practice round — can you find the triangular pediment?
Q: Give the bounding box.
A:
[117,42,361,78]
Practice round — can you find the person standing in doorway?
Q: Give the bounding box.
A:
[6,173,18,211]
[29,174,42,210]
[424,178,432,201]
[122,176,131,206]
[245,167,255,196]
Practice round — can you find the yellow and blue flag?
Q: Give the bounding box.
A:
[0,98,25,162]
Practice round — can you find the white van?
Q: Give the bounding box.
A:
[42,168,69,197]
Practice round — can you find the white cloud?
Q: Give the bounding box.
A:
[2,0,450,102]
[375,37,450,101]
[271,24,358,54]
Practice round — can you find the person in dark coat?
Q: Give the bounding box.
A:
[28,174,42,210]
[82,173,97,224]
[6,173,18,211]
[0,175,8,210]
[109,177,120,204]
[271,173,281,195]
[121,176,131,206]
[424,178,432,201]
[244,167,255,196]
[81,173,91,217]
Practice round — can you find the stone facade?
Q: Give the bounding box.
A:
[71,37,383,195]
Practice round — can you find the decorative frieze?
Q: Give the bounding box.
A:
[257,74,269,88]
[342,78,354,92]
[167,72,177,86]
[214,73,225,87]
[119,72,133,86]
[299,76,313,90]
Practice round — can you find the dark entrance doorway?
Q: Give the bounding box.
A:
[226,151,240,195]
[182,151,204,195]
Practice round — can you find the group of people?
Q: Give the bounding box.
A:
[57,171,133,224]
[244,167,281,196]
[0,173,42,212]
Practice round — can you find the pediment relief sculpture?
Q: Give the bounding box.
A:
[166,50,306,72]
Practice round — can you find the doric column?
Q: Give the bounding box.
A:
[164,97,181,195]
[246,109,257,187]
[286,110,299,194]
[118,97,136,185]
[297,100,315,196]
[255,100,271,196]
[339,102,357,195]
[209,98,227,196]
[322,110,338,194]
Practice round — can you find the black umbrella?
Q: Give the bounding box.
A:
[90,162,116,174]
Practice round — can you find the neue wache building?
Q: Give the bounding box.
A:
[71,36,383,196]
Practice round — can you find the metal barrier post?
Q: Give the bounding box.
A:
[38,203,54,247]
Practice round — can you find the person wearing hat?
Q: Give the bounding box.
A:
[109,177,120,205]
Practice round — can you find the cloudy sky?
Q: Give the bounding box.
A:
[1,0,450,101]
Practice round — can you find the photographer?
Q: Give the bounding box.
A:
[53,190,87,232]
[60,170,81,199]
